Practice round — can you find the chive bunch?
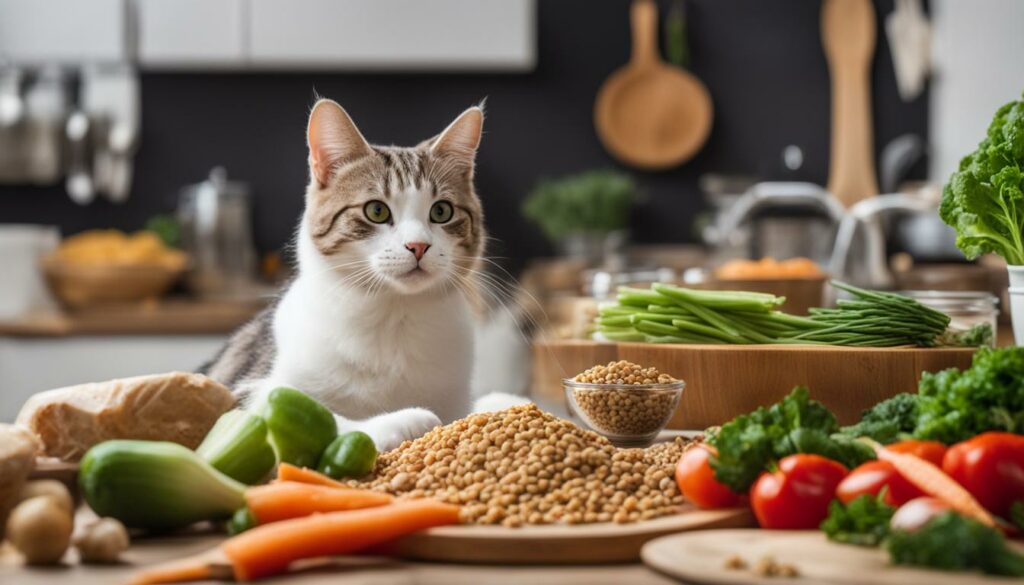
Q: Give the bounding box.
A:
[596,282,952,348]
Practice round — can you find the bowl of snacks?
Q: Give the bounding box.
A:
[564,360,684,447]
[43,230,187,308]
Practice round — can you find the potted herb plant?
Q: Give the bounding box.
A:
[940,93,1024,344]
[522,170,637,264]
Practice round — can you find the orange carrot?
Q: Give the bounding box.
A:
[246,481,393,524]
[223,499,461,581]
[869,440,995,527]
[128,549,229,585]
[276,462,348,488]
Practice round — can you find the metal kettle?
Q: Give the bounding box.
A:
[177,168,257,300]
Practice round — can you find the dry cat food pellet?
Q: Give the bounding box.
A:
[571,361,679,436]
[347,404,699,527]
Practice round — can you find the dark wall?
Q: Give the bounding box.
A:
[0,0,928,273]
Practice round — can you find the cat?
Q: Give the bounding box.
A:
[201,98,526,451]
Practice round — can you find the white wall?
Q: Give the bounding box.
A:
[929,0,1024,181]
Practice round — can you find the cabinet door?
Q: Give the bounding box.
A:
[135,0,246,68]
[248,0,535,71]
[0,0,126,65]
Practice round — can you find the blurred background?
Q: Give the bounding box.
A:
[1,0,1022,420]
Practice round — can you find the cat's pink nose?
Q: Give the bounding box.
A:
[405,242,430,261]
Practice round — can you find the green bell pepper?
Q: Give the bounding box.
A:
[196,409,277,485]
[260,387,337,468]
[317,431,378,479]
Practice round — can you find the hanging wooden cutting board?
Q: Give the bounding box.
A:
[642,529,1024,585]
[822,0,879,207]
[594,0,713,170]
[393,506,752,564]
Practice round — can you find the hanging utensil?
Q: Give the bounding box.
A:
[822,0,879,207]
[886,0,931,102]
[65,110,95,206]
[594,0,713,170]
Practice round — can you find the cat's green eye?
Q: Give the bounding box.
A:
[363,200,391,224]
[429,201,454,224]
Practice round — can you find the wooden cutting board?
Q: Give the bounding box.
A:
[642,529,1023,585]
[533,341,975,429]
[394,506,753,564]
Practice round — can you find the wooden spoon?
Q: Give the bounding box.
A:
[595,0,713,170]
[822,0,879,207]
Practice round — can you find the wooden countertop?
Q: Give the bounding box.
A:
[0,299,266,337]
[0,533,676,585]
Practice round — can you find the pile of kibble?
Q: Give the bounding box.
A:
[348,404,698,527]
[570,361,680,436]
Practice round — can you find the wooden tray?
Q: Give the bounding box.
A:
[394,506,752,564]
[642,529,1022,585]
[533,341,976,428]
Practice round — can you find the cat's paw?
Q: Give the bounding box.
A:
[472,392,530,413]
[360,408,442,452]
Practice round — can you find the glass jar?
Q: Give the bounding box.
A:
[901,291,999,347]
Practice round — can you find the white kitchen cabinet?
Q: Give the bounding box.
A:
[0,0,127,65]
[135,0,246,68]
[247,0,536,71]
[0,335,226,422]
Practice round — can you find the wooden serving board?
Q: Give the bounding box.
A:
[642,529,1023,585]
[394,506,753,564]
[533,341,976,429]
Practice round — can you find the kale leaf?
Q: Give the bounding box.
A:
[708,386,874,492]
[820,493,894,547]
[839,393,920,444]
[940,94,1024,264]
[887,512,1024,576]
[914,347,1024,444]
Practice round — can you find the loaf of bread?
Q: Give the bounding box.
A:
[16,372,236,461]
[0,424,39,539]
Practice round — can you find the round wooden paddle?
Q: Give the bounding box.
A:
[595,0,713,170]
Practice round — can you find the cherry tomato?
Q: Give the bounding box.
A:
[750,454,849,530]
[836,460,926,506]
[675,446,744,509]
[942,432,1024,518]
[887,440,948,467]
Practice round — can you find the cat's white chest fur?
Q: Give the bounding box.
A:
[268,259,474,426]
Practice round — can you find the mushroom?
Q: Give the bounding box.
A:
[18,480,73,515]
[5,496,73,565]
[74,517,130,564]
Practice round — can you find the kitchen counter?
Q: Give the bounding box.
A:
[0,299,265,337]
[0,518,677,585]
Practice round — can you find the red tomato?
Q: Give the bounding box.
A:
[836,460,926,506]
[887,440,948,467]
[942,432,1024,518]
[890,497,952,532]
[750,454,849,530]
[675,446,743,509]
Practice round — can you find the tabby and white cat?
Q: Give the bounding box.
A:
[202,99,523,450]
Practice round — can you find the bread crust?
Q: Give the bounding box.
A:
[16,372,235,461]
[0,424,39,538]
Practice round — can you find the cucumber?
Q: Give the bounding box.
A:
[261,387,338,468]
[196,409,277,485]
[79,440,246,530]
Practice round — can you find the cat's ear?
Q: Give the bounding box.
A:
[307,99,373,187]
[429,105,484,164]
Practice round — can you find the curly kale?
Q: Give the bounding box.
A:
[940,94,1024,264]
[887,512,1024,576]
[839,393,920,444]
[914,347,1024,444]
[707,387,874,492]
[821,493,895,547]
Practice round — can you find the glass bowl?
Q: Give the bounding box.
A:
[563,379,685,447]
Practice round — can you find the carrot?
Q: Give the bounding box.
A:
[276,462,348,488]
[867,439,996,527]
[246,481,393,524]
[223,499,461,581]
[128,549,230,585]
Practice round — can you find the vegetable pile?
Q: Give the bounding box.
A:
[674,347,1024,577]
[940,92,1024,264]
[597,281,956,348]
